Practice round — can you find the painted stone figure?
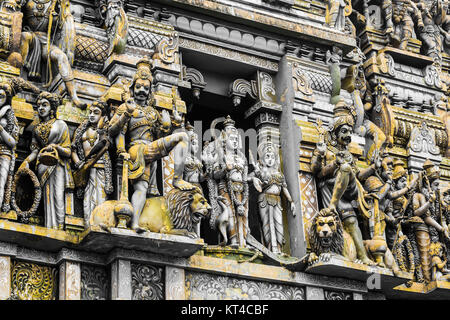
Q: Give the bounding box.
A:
[109,57,195,232]
[97,0,128,55]
[381,0,424,50]
[416,0,447,61]
[17,0,85,109]
[0,78,19,213]
[183,122,206,237]
[19,91,74,229]
[325,0,349,31]
[249,142,295,255]
[403,160,450,282]
[204,116,250,248]
[72,100,113,227]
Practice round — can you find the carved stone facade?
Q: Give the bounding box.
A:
[0,0,447,302]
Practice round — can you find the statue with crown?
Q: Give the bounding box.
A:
[310,46,379,266]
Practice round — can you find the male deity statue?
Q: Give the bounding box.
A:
[204,116,250,248]
[13,0,85,109]
[311,47,378,265]
[72,100,113,226]
[109,57,195,232]
[381,0,424,50]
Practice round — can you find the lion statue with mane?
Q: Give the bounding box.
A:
[90,188,210,238]
[308,208,357,265]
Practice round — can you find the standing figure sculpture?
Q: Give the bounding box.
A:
[72,100,113,227]
[0,78,19,212]
[381,0,424,50]
[17,0,85,109]
[403,160,450,282]
[183,122,206,237]
[416,0,446,61]
[109,57,195,232]
[19,91,74,229]
[204,116,250,248]
[249,142,295,255]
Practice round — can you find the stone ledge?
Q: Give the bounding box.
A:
[78,226,204,257]
[305,256,413,292]
[392,281,450,300]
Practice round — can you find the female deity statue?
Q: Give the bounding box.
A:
[204,116,249,248]
[0,78,19,212]
[249,142,295,255]
[19,92,74,229]
[72,100,113,227]
[183,122,206,236]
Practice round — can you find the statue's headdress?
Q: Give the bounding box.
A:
[423,159,440,181]
[185,121,198,142]
[332,97,356,132]
[133,56,153,84]
[392,159,407,180]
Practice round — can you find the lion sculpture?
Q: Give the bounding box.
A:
[90,188,210,238]
[308,208,357,265]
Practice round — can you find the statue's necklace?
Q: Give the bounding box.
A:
[35,117,56,146]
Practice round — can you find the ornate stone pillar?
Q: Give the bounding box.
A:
[0,256,11,300]
[59,261,81,300]
[275,54,306,258]
[151,35,187,195]
[165,266,186,300]
[111,259,132,300]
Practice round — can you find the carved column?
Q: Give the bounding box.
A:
[111,259,132,300]
[165,266,186,300]
[152,35,187,195]
[0,256,11,300]
[59,261,81,300]
[274,54,306,258]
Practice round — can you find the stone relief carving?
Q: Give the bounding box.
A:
[11,261,57,300]
[185,271,305,300]
[81,264,109,300]
[131,263,164,300]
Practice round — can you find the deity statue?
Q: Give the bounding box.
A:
[249,142,295,255]
[325,0,350,31]
[109,57,195,232]
[311,48,378,265]
[97,0,128,55]
[72,100,113,227]
[16,0,85,109]
[381,0,424,50]
[0,78,19,212]
[429,242,450,281]
[403,160,450,282]
[416,0,447,61]
[204,116,250,248]
[19,91,74,229]
[183,122,206,237]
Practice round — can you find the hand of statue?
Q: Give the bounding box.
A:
[316,142,326,156]
[18,160,29,171]
[125,98,136,114]
[161,109,171,124]
[119,152,130,161]
[172,108,183,123]
[429,191,437,203]
[75,160,85,170]
[252,177,263,193]
[290,202,296,217]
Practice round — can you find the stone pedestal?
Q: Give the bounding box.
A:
[165,266,186,300]
[111,259,132,300]
[0,256,11,300]
[59,261,81,300]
